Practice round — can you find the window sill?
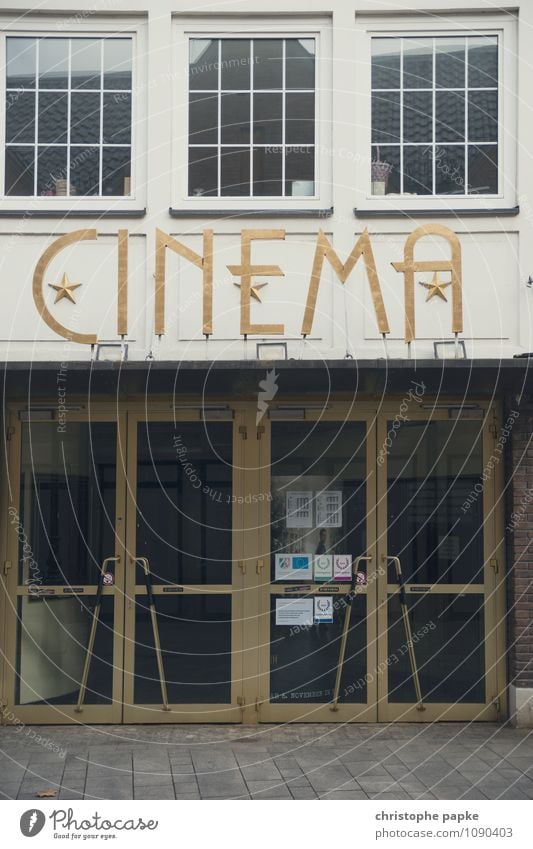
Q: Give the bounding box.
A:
[169,207,334,219]
[354,206,519,219]
[0,208,147,219]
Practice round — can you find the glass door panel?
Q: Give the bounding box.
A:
[258,416,377,721]
[379,415,499,720]
[6,417,123,723]
[123,415,243,722]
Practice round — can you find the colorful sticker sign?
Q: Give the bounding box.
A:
[333,554,352,581]
[314,596,334,623]
[275,554,313,581]
[314,554,333,581]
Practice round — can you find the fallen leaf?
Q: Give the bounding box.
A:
[35,789,57,798]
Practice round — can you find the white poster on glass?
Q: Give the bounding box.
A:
[316,491,343,528]
[286,491,313,528]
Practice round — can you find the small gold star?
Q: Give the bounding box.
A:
[419,272,452,302]
[233,281,268,302]
[48,273,82,304]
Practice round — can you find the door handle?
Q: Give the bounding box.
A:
[382,555,425,712]
[131,556,170,711]
[256,559,264,575]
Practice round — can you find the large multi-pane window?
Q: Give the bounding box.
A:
[371,36,499,196]
[188,37,316,198]
[4,36,132,197]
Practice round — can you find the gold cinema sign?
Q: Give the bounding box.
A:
[32,224,462,345]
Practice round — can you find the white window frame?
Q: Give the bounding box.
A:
[0,16,147,212]
[354,13,517,212]
[172,16,332,211]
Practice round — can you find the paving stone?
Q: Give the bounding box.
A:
[134,784,175,800]
[307,771,361,793]
[196,774,248,798]
[290,786,318,799]
[247,781,292,800]
[240,763,283,781]
[0,786,20,800]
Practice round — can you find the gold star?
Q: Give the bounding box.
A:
[233,281,268,302]
[419,272,452,302]
[48,273,82,304]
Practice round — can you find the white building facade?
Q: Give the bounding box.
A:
[0,0,532,726]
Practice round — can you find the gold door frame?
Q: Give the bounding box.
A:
[0,397,507,726]
[375,400,507,722]
[0,403,127,725]
[255,404,379,723]
[122,406,246,723]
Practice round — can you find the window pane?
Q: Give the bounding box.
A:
[103,92,131,144]
[436,91,465,142]
[371,91,400,144]
[403,145,433,194]
[285,92,314,145]
[253,39,283,89]
[6,91,35,143]
[388,594,485,703]
[189,93,218,145]
[7,38,36,88]
[102,146,131,195]
[468,144,498,193]
[435,144,465,194]
[285,146,314,196]
[134,596,231,705]
[403,38,433,88]
[70,146,100,196]
[70,92,100,144]
[221,40,251,90]
[253,147,282,196]
[285,38,315,89]
[38,92,68,143]
[253,93,282,144]
[5,147,34,195]
[189,39,219,91]
[189,148,218,196]
[468,90,498,142]
[403,90,432,143]
[71,39,101,89]
[103,39,132,90]
[371,145,400,194]
[16,595,114,706]
[468,36,498,88]
[221,93,250,143]
[37,146,68,195]
[435,38,465,89]
[371,39,401,89]
[220,147,250,195]
[39,38,69,89]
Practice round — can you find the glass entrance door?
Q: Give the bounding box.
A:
[256,411,378,722]
[377,410,505,721]
[122,412,245,722]
[3,411,125,723]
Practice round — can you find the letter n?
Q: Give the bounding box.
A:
[155,229,213,336]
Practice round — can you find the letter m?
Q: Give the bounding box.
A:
[301,229,390,336]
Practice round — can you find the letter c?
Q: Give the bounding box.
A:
[33,229,98,344]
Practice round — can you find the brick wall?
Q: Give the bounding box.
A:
[507,400,533,690]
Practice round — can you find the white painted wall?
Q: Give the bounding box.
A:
[0,1,531,362]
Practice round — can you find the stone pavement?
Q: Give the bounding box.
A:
[1,723,533,801]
